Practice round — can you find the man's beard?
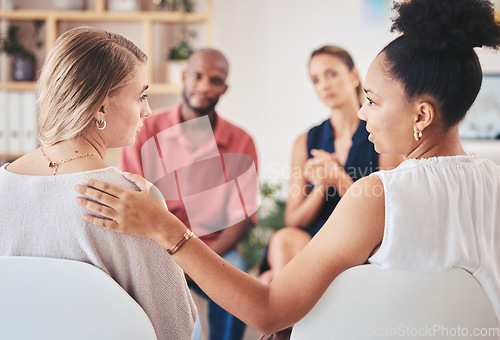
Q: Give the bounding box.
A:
[183,91,219,116]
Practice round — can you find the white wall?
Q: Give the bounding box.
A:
[3,0,498,172]
[211,0,500,182]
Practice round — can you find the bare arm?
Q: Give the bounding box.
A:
[74,175,385,334]
[209,219,252,256]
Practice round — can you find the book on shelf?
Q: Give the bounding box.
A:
[0,91,7,154]
[7,91,21,154]
[0,90,38,156]
[22,91,38,153]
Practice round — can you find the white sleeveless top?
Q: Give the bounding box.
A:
[368,154,500,324]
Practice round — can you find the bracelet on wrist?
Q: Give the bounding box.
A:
[167,229,195,255]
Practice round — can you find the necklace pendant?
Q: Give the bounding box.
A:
[48,161,57,168]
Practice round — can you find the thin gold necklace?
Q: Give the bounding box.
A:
[39,147,97,175]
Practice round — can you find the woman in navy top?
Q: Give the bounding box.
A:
[304,118,379,236]
[259,46,402,285]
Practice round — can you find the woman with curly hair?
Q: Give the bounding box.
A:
[76,0,500,336]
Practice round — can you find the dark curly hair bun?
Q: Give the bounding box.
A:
[391,0,500,51]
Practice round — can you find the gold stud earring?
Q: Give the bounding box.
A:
[353,80,360,88]
[414,129,422,141]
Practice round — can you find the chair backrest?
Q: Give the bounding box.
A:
[291,265,498,340]
[0,256,157,340]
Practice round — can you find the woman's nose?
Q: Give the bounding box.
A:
[358,104,367,121]
[143,102,152,118]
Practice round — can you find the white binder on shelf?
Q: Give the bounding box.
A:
[22,91,38,153]
[6,91,23,155]
[0,90,7,154]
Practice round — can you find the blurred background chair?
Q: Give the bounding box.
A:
[0,256,157,340]
[291,264,498,340]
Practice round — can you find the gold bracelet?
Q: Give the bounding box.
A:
[167,229,195,255]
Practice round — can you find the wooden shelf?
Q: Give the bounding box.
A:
[0,0,212,158]
[0,82,36,91]
[0,1,213,92]
[0,10,209,23]
[148,83,183,94]
[0,81,183,93]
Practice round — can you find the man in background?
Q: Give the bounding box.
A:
[120,48,258,340]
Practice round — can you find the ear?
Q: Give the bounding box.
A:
[221,83,228,95]
[95,97,108,121]
[351,67,361,84]
[415,101,434,132]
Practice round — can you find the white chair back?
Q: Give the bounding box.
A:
[291,265,498,340]
[0,256,157,340]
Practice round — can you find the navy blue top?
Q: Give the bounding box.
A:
[304,118,379,236]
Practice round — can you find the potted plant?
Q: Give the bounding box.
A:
[166,27,194,85]
[239,182,287,271]
[0,21,44,81]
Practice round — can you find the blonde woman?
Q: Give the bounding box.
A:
[0,27,197,340]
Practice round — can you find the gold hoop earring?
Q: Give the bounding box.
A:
[414,129,422,142]
[96,118,106,130]
[353,80,360,88]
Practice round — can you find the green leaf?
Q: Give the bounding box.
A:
[240,182,287,270]
[1,22,43,60]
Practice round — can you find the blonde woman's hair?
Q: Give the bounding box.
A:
[37,27,147,146]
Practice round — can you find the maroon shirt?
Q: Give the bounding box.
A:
[120,102,258,246]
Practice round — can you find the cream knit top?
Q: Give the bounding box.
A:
[0,165,197,340]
